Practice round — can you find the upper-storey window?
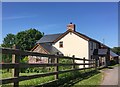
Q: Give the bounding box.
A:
[91,42,93,50]
[59,41,63,48]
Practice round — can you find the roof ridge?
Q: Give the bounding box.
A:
[75,31,101,43]
[44,33,63,36]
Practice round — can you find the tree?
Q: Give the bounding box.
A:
[16,28,43,50]
[2,33,16,48]
[111,47,120,55]
[2,28,43,51]
[1,28,43,63]
[1,34,15,63]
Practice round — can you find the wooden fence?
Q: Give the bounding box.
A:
[0,47,97,87]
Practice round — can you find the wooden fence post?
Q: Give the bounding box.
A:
[54,53,59,80]
[12,44,19,87]
[105,54,109,67]
[54,58,58,79]
[83,57,85,71]
[95,56,98,71]
[72,55,75,69]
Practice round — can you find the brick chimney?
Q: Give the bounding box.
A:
[67,22,76,32]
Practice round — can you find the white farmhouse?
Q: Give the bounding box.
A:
[29,23,118,67]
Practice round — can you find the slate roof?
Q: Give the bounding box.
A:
[40,43,63,55]
[37,33,63,43]
[93,49,108,56]
[98,49,108,55]
[110,50,118,57]
[37,31,101,44]
[93,49,118,57]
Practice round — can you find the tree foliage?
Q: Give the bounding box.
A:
[111,47,120,55]
[1,28,43,63]
[16,29,43,50]
[2,28,43,50]
[2,33,16,48]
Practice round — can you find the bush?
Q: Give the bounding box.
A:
[20,56,29,73]
[25,67,48,73]
[20,58,75,73]
[110,60,116,66]
[59,58,73,70]
[20,56,28,63]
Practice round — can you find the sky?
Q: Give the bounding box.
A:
[2,2,118,48]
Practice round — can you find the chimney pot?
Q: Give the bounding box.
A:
[67,22,76,32]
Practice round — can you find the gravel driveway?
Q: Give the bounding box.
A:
[100,66,119,86]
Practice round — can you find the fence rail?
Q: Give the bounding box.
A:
[0,47,97,87]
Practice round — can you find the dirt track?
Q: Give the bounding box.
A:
[100,66,119,86]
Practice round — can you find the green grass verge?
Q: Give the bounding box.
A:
[109,63,120,67]
[73,73,102,87]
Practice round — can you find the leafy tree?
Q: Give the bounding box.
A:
[1,28,43,63]
[16,28,43,50]
[2,33,16,48]
[111,47,120,55]
[2,28,43,51]
[1,34,16,63]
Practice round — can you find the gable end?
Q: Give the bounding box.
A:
[53,30,90,43]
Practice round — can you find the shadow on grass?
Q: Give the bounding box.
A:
[107,67,114,69]
[37,70,100,87]
[98,66,114,70]
[58,70,100,87]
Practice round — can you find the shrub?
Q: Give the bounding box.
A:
[20,56,29,73]
[110,60,116,66]
[59,58,73,70]
[20,56,28,63]
[25,67,48,73]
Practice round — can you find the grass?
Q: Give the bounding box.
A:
[118,63,120,66]
[73,73,102,87]
[1,63,119,86]
[1,72,54,87]
[109,63,120,67]
[1,68,101,87]
[98,63,120,71]
[54,68,100,87]
[19,75,54,86]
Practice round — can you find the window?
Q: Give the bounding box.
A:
[91,42,93,50]
[59,41,63,48]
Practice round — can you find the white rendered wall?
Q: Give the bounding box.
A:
[53,32,89,68]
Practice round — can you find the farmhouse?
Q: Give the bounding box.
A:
[29,23,119,67]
